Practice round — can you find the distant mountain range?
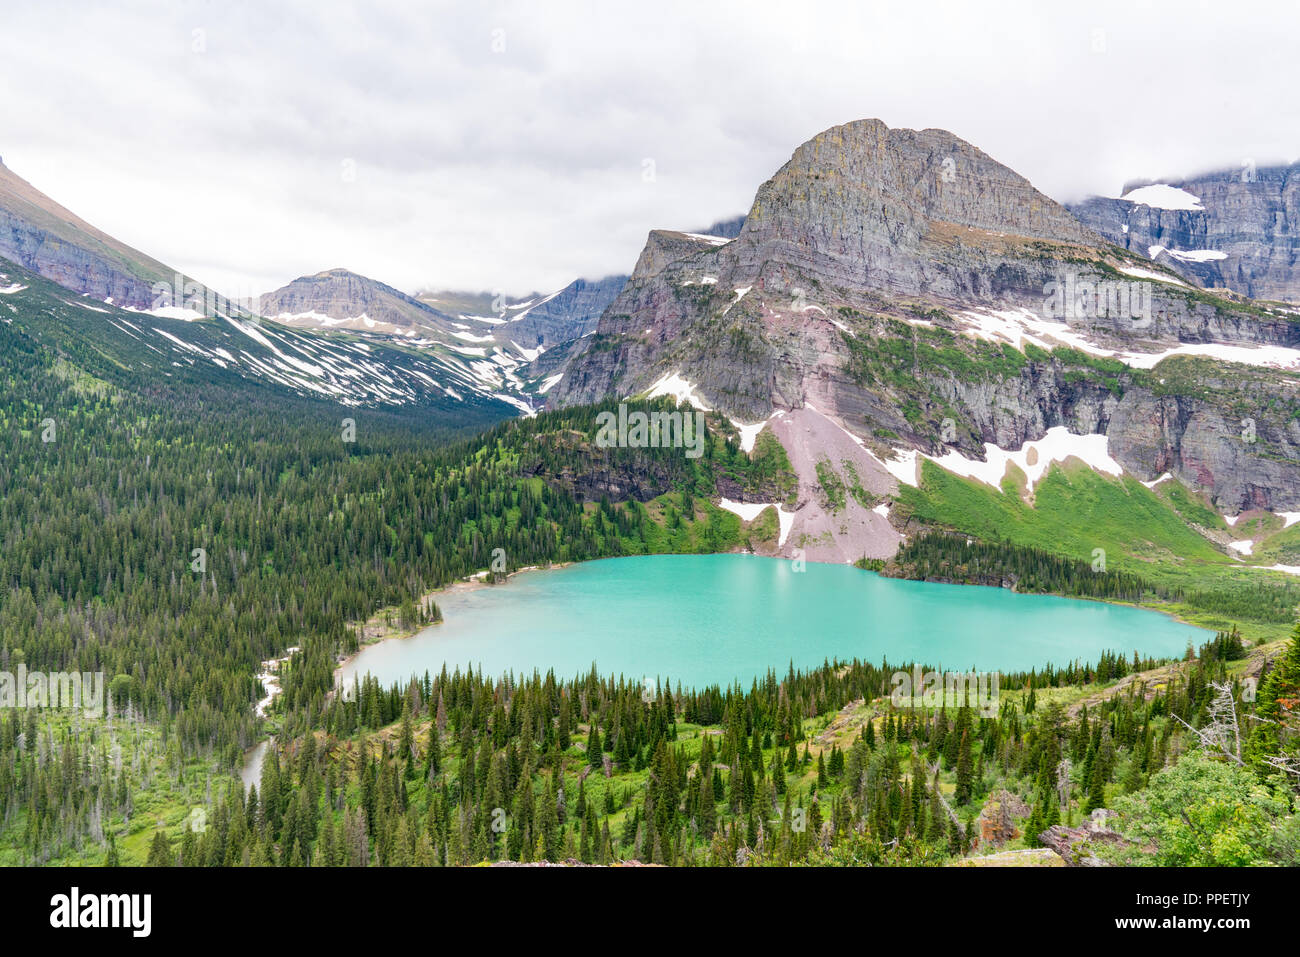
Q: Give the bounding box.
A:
[0,148,745,417]
[5,127,1300,575]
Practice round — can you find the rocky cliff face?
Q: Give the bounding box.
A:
[550,119,1300,518]
[1068,164,1300,303]
[501,274,628,351]
[0,158,209,311]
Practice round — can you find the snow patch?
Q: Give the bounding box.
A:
[880,449,921,488]
[956,307,1300,372]
[645,372,711,411]
[1115,263,1189,286]
[718,499,796,547]
[729,417,768,453]
[1121,184,1204,211]
[452,329,496,343]
[1167,249,1227,263]
[926,427,1123,493]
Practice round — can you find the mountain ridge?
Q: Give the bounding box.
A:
[0,156,217,312]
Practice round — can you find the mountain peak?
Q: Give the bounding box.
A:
[742,118,1099,263]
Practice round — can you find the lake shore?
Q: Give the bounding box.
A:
[333,563,570,679]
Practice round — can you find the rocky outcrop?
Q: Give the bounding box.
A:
[1039,810,1129,866]
[1069,164,1300,303]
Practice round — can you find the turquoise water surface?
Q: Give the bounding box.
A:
[337,554,1207,690]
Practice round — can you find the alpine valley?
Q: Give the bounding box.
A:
[3,119,1299,870]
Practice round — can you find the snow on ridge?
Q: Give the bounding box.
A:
[1115,263,1189,286]
[537,373,564,394]
[506,289,561,324]
[1228,539,1255,556]
[956,307,1300,372]
[1280,512,1300,529]
[1141,472,1173,489]
[0,283,28,295]
[1121,184,1204,211]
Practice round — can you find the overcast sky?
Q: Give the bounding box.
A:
[2,0,1297,299]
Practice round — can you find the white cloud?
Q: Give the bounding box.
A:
[1,0,1296,298]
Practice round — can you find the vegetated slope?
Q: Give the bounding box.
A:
[887,460,1300,629]
[45,625,1293,867]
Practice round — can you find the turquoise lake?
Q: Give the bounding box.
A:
[336,554,1208,690]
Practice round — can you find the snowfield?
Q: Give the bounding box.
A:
[957,308,1300,372]
[1121,184,1205,211]
[925,427,1122,493]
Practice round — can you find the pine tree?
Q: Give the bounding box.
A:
[146,830,172,867]
[955,729,973,805]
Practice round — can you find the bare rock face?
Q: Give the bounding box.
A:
[550,118,1300,513]
[1069,164,1300,303]
[503,274,628,351]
